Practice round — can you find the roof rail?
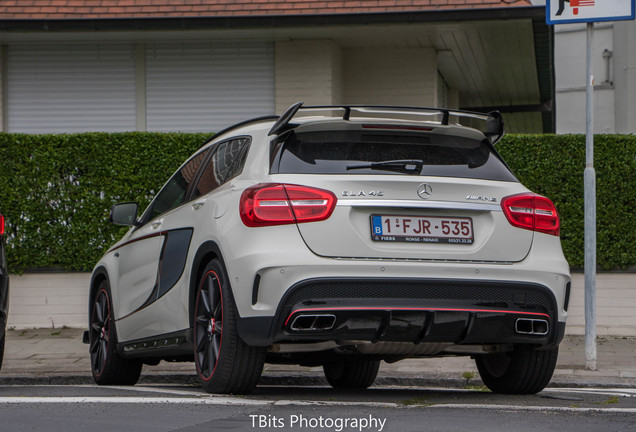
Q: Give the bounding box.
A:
[268,102,505,144]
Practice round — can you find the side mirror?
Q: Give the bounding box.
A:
[109,202,139,226]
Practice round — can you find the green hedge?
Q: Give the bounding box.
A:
[497,134,635,270]
[0,132,211,272]
[0,132,634,272]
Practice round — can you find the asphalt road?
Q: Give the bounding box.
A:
[1,384,636,432]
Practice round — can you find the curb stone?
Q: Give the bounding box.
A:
[2,372,635,390]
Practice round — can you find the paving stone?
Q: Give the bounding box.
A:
[2,330,636,388]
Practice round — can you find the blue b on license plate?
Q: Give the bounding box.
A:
[371,214,474,244]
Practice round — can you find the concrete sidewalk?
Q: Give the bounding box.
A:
[1,328,635,388]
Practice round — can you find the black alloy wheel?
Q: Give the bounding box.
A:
[89,280,142,385]
[0,330,4,371]
[194,269,224,380]
[193,260,265,394]
[90,287,111,379]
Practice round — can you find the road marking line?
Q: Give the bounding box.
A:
[107,385,208,397]
[427,404,636,413]
[0,397,270,405]
[546,388,636,398]
[0,396,398,408]
[1,397,636,413]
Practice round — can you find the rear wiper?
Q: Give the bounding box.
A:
[346,159,424,173]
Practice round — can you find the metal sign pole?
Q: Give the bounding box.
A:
[584,21,597,371]
[547,0,634,373]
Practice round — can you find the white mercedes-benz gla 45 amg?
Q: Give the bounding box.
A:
[86,103,571,394]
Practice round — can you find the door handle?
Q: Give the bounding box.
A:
[151,220,163,229]
[192,201,206,210]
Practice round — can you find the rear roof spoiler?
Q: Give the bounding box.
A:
[268,102,505,145]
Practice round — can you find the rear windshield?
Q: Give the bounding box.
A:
[271,130,517,182]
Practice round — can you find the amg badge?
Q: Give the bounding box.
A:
[466,195,497,203]
[342,190,384,197]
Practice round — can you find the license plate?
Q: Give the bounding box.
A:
[371,215,474,244]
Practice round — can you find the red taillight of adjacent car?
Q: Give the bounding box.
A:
[240,184,337,227]
[0,214,4,236]
[501,193,560,236]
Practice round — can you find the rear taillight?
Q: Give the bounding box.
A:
[501,193,560,236]
[0,214,4,236]
[240,184,337,227]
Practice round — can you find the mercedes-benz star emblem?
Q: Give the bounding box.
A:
[417,183,433,200]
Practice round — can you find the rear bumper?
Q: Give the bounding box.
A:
[237,277,566,349]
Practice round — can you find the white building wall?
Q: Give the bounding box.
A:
[566,273,636,337]
[7,273,90,329]
[554,19,636,135]
[275,44,439,112]
[7,272,636,337]
[555,23,616,134]
[332,43,344,108]
[557,89,615,133]
[613,20,636,134]
[343,47,438,107]
[275,40,343,113]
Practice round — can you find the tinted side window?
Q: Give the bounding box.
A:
[272,130,517,182]
[193,138,250,198]
[147,150,208,221]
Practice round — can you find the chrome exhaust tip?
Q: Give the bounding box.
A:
[290,314,336,331]
[515,318,549,335]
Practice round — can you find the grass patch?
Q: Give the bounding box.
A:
[593,396,620,405]
[464,385,490,392]
[462,371,476,381]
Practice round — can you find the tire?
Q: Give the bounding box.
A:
[323,359,380,389]
[0,329,4,371]
[475,345,559,394]
[89,280,142,385]
[193,260,265,394]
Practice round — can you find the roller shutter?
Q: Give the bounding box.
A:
[145,42,274,133]
[6,44,137,133]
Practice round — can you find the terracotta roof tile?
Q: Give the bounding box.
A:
[0,0,533,20]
